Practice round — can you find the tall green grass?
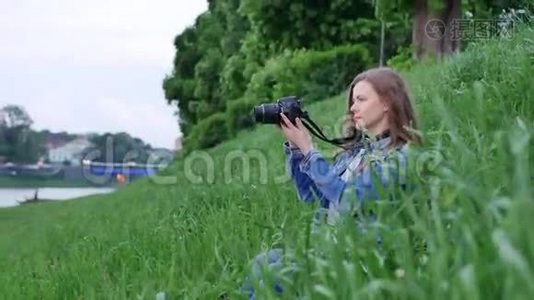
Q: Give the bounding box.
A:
[1,27,534,299]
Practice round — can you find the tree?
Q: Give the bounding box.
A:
[85,132,153,163]
[0,105,41,163]
[1,105,33,128]
[11,130,43,163]
[0,127,8,159]
[239,0,381,50]
[412,0,461,59]
[375,0,531,60]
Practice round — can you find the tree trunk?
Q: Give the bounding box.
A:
[412,0,461,60]
[440,0,461,56]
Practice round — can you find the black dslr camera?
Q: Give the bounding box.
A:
[253,96,305,125]
[252,95,356,148]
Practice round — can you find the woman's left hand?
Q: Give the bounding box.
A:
[279,113,313,155]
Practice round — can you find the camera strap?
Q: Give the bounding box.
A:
[300,113,355,148]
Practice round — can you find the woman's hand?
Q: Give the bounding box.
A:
[279,113,313,156]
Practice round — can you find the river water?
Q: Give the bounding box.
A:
[0,187,115,208]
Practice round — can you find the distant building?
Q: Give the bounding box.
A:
[147,148,174,166]
[48,136,93,166]
[45,139,67,153]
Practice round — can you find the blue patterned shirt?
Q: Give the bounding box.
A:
[284,135,407,228]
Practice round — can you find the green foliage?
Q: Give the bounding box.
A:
[218,45,372,146]
[0,132,8,159]
[163,0,252,137]
[387,45,416,71]
[1,105,33,128]
[374,0,408,20]
[0,105,43,163]
[185,44,373,150]
[164,0,411,143]
[226,97,256,135]
[239,0,378,49]
[246,45,372,104]
[183,112,230,152]
[462,0,532,18]
[86,132,153,164]
[220,55,248,101]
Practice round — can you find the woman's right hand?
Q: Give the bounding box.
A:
[278,114,314,155]
[276,120,297,148]
[280,130,298,148]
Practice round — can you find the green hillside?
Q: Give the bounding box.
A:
[1,27,534,299]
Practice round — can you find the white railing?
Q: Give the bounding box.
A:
[81,160,167,169]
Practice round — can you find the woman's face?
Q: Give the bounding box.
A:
[349,80,389,134]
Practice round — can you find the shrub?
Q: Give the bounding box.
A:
[226,97,257,135]
[183,112,229,152]
[386,45,415,72]
[245,44,371,104]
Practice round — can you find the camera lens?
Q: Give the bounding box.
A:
[253,103,280,124]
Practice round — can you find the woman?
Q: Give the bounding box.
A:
[244,67,421,299]
[282,66,421,227]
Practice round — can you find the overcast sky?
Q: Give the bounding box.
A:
[0,0,208,149]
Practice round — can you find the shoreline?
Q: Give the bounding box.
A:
[0,177,115,188]
[0,185,117,209]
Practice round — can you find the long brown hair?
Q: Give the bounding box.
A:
[341,67,422,150]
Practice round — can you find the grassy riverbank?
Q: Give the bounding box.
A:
[0,177,105,188]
